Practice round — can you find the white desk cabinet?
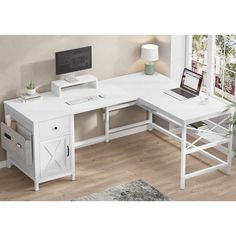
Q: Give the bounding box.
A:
[39,135,71,178]
[36,116,75,191]
[38,116,72,181]
[1,103,75,191]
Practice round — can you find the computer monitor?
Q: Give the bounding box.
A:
[55,46,92,75]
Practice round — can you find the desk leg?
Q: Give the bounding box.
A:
[34,180,39,191]
[180,124,187,190]
[6,152,12,168]
[33,124,41,192]
[5,113,12,168]
[148,111,153,131]
[226,122,233,175]
[105,108,110,142]
[70,115,76,181]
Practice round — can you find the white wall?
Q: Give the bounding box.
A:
[155,35,186,81]
[170,35,186,82]
[155,35,171,76]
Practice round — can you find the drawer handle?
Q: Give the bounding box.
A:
[67,145,70,157]
[4,133,11,140]
[53,127,58,131]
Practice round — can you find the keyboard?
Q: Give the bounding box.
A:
[164,88,196,101]
[171,88,195,98]
[66,95,102,105]
[64,77,79,83]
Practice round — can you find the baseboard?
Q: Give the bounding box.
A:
[0,160,7,169]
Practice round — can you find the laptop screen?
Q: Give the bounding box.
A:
[180,68,203,95]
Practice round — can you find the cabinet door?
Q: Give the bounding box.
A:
[39,135,71,178]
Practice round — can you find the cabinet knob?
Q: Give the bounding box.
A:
[53,127,58,130]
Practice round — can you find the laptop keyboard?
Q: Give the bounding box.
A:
[171,88,195,98]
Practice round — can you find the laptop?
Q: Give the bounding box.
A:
[164,68,203,101]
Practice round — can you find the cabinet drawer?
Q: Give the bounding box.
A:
[39,116,70,140]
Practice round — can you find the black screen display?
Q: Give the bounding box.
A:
[55,46,92,75]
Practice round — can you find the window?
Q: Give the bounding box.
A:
[187,35,236,103]
[191,35,208,81]
[214,35,236,102]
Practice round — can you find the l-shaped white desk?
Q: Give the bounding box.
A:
[2,72,234,191]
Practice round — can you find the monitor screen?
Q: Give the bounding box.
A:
[55,46,92,75]
[180,68,203,95]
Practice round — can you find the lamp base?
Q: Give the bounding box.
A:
[144,62,155,75]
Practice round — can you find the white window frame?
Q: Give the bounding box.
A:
[186,35,215,95]
[186,35,236,103]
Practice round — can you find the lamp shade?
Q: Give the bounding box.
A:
[141,44,159,61]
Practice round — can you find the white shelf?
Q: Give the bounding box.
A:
[51,74,98,96]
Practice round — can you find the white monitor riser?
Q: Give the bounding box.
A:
[51,74,98,96]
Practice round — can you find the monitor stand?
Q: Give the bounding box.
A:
[52,74,98,96]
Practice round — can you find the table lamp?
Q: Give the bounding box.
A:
[141,44,159,75]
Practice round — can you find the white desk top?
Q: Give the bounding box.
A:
[4,72,232,125]
[5,83,136,123]
[105,73,231,124]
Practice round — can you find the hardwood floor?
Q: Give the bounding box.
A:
[0,130,235,201]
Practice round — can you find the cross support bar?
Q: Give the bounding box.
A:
[186,138,230,154]
[185,163,227,179]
